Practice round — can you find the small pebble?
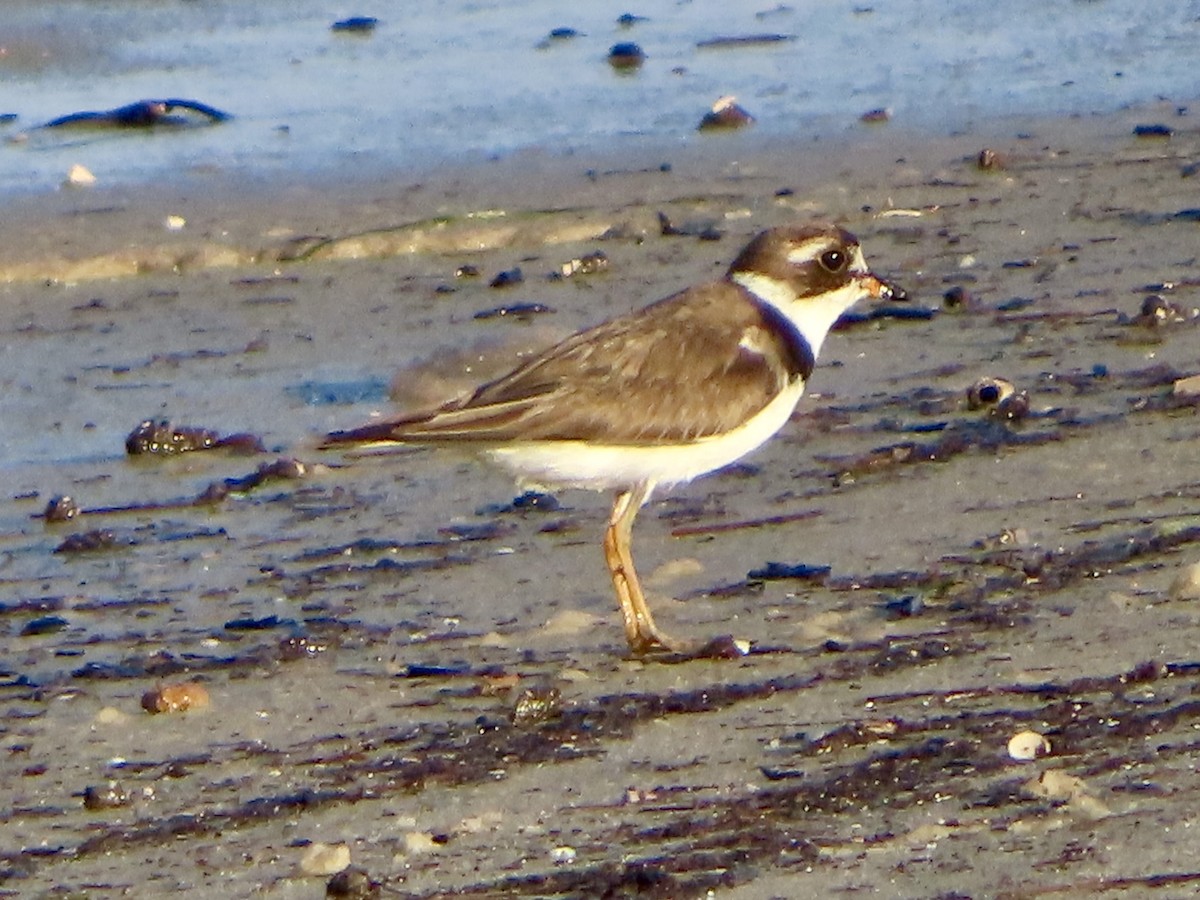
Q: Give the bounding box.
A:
[1008,729,1051,761]
[658,211,723,240]
[550,846,577,864]
[698,96,755,131]
[1133,123,1172,138]
[881,594,923,618]
[20,615,68,637]
[1133,294,1192,327]
[142,681,211,714]
[608,42,645,69]
[942,285,975,309]
[82,782,130,811]
[747,561,830,580]
[301,842,352,876]
[701,635,751,658]
[558,251,609,278]
[512,685,562,726]
[966,376,1014,409]
[45,495,82,523]
[278,634,329,661]
[1168,561,1200,600]
[65,163,96,188]
[511,490,560,511]
[1173,374,1200,398]
[976,148,1005,170]
[326,867,379,899]
[126,419,220,455]
[489,267,524,288]
[331,16,378,33]
[402,831,439,855]
[54,529,117,554]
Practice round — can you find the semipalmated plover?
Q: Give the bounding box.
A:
[324,223,893,654]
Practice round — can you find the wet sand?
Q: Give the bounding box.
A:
[1,105,1200,898]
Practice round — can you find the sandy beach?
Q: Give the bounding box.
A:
[1,104,1200,898]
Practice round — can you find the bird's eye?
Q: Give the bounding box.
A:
[819,249,846,272]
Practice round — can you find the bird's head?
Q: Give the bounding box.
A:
[728,223,898,355]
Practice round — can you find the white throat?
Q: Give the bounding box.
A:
[731,270,865,358]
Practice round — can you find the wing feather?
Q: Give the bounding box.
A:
[327,283,809,447]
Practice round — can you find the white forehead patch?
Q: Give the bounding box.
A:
[785,238,867,271]
[786,236,840,265]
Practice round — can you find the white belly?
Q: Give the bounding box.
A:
[484,378,806,492]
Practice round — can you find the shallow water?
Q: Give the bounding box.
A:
[0,0,1196,196]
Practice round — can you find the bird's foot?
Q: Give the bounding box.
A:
[625,622,690,656]
[627,629,750,660]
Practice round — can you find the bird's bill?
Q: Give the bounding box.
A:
[854,271,905,302]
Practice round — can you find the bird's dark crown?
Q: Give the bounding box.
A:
[727,224,861,298]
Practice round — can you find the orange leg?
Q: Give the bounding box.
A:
[603,483,686,654]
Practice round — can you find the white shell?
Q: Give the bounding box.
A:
[1007,729,1051,761]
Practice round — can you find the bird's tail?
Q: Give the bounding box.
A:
[319,418,422,450]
